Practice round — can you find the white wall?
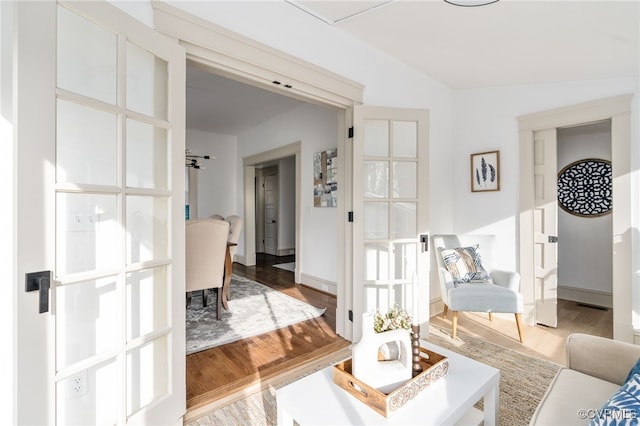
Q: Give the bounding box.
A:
[158,1,456,236]
[557,123,612,298]
[278,156,296,253]
[238,103,339,283]
[451,78,638,273]
[186,129,237,220]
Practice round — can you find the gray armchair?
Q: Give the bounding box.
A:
[432,234,524,343]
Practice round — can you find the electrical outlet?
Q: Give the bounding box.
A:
[68,371,88,399]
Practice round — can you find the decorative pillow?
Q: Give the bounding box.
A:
[439,244,492,284]
[589,373,640,425]
[626,358,640,384]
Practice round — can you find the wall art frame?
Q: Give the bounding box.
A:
[470,150,500,192]
[313,148,337,207]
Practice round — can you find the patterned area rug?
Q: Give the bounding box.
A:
[186,274,326,355]
[188,325,562,425]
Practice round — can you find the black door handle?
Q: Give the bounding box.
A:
[25,270,51,314]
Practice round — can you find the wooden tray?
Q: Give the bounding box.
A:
[332,347,449,418]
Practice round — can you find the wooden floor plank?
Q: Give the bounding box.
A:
[185,254,349,417]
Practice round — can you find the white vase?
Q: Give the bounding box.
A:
[351,313,412,394]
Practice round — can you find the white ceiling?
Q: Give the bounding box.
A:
[186,0,639,135]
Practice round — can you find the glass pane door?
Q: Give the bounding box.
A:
[353,106,429,342]
[55,4,178,423]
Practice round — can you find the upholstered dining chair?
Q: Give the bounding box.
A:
[226,215,243,262]
[186,218,230,320]
[432,234,524,343]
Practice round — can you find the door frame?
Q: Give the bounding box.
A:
[518,94,633,342]
[244,147,297,274]
[153,2,363,338]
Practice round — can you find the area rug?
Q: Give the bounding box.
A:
[187,325,561,425]
[427,325,562,425]
[186,274,326,355]
[272,262,295,272]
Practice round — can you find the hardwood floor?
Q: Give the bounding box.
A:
[186,255,613,420]
[429,298,613,365]
[185,254,350,421]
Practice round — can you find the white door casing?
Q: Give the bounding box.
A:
[15,1,186,424]
[352,106,430,342]
[518,94,633,342]
[533,129,558,327]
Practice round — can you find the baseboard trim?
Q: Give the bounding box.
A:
[558,285,612,309]
[430,298,445,318]
[277,248,295,256]
[300,273,337,296]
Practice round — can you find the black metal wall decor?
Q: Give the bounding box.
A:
[557,158,612,217]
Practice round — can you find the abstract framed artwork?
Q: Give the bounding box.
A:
[313,148,337,207]
[470,150,500,192]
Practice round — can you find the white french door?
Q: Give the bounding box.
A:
[533,128,559,327]
[351,106,430,342]
[15,1,185,424]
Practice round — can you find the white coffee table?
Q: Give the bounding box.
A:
[276,340,499,426]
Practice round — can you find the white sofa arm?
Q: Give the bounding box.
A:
[566,333,640,386]
[490,269,520,292]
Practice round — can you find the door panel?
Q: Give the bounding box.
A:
[264,172,278,255]
[16,2,185,424]
[352,106,429,342]
[533,128,558,327]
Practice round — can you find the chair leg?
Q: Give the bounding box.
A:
[452,311,458,340]
[515,313,524,343]
[202,289,208,307]
[442,304,448,319]
[216,288,222,321]
[488,312,493,321]
[186,292,192,308]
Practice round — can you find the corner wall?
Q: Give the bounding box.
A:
[237,103,339,288]
[186,129,237,219]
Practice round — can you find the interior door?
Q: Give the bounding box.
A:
[264,171,279,256]
[15,2,186,424]
[533,128,559,327]
[352,106,429,342]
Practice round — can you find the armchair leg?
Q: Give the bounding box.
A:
[488,312,493,321]
[202,289,208,308]
[452,311,458,340]
[442,304,449,319]
[515,313,524,343]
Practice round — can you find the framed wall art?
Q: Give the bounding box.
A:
[470,150,500,192]
[313,148,337,207]
[557,158,612,217]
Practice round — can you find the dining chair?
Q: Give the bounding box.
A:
[186,218,230,320]
[226,215,243,262]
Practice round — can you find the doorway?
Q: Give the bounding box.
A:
[255,158,297,265]
[518,94,633,342]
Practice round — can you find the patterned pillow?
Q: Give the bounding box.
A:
[589,373,640,425]
[626,358,640,383]
[439,244,492,284]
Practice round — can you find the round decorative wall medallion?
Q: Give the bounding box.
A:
[557,158,612,217]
